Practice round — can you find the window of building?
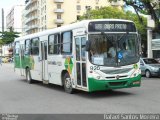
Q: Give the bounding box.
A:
[57,4,61,9]
[95,6,99,10]
[48,34,60,54]
[95,0,99,4]
[77,15,80,20]
[85,6,91,10]
[57,14,61,19]
[61,31,72,54]
[57,25,61,27]
[31,38,39,55]
[77,5,81,10]
[77,0,80,3]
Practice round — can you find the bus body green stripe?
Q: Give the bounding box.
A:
[88,74,141,92]
[14,55,34,70]
[14,56,20,68]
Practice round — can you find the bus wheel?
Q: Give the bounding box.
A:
[63,73,73,94]
[145,70,151,78]
[26,68,33,84]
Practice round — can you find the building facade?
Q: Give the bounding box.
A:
[6,5,25,35]
[147,0,160,58]
[23,0,124,35]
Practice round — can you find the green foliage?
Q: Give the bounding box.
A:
[80,6,147,42]
[0,31,20,45]
[109,0,160,33]
[0,39,4,45]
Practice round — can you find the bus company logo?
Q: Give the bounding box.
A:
[116,75,120,80]
[64,57,73,74]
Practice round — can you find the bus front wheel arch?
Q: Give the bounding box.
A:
[62,72,74,94]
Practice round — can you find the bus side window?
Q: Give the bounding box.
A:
[48,34,60,54]
[54,34,60,54]
[31,38,39,55]
[61,31,72,54]
[48,35,54,54]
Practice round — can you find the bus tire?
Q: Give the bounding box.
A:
[26,68,33,84]
[63,72,74,94]
[145,70,151,78]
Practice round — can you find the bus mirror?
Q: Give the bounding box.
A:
[86,40,91,51]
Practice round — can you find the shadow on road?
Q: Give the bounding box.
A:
[20,79,64,92]
[20,79,135,99]
[75,90,134,99]
[141,77,160,80]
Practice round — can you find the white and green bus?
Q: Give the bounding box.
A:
[14,19,141,93]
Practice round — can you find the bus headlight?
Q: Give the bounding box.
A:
[90,71,103,80]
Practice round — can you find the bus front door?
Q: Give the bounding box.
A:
[75,36,87,88]
[41,41,48,83]
[20,44,25,76]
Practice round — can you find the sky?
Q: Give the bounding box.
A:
[0,0,24,30]
[0,0,24,13]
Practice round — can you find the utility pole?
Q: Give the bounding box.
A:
[0,8,5,57]
[2,8,4,32]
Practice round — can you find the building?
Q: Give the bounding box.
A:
[5,5,25,57]
[1,43,13,57]
[6,5,25,35]
[147,0,160,58]
[23,0,124,35]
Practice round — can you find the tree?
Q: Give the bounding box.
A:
[109,0,160,33]
[0,31,20,45]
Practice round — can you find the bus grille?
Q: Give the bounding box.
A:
[109,81,127,86]
[106,75,128,79]
[101,68,132,74]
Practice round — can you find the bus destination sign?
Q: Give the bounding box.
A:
[88,21,136,32]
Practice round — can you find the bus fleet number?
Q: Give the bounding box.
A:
[90,66,100,70]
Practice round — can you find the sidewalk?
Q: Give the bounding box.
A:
[0,63,14,68]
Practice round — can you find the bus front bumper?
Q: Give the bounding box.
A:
[88,74,141,92]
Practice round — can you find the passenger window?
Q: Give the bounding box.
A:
[31,38,39,55]
[48,34,60,54]
[61,31,72,54]
[48,35,54,54]
[81,37,86,61]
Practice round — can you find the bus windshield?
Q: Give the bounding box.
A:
[88,33,140,67]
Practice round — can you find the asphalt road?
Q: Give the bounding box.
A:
[0,63,160,114]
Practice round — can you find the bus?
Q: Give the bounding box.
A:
[14,19,141,93]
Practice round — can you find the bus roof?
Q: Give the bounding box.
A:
[15,19,135,42]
